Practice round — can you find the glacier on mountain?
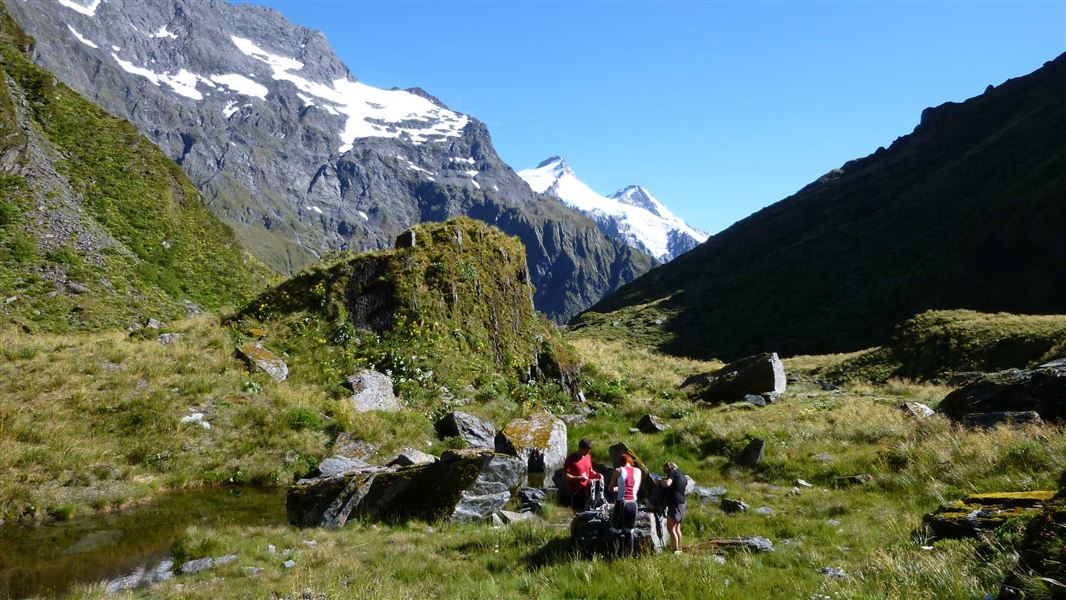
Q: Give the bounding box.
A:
[518,157,707,262]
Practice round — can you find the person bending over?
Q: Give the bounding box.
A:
[658,461,687,554]
[563,438,596,512]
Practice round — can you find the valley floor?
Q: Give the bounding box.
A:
[1,324,1062,599]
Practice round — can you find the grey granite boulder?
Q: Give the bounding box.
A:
[388,448,437,467]
[435,411,496,449]
[235,344,288,382]
[347,370,400,412]
[681,352,787,405]
[495,412,567,474]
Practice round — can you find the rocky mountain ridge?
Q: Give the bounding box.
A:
[518,156,708,262]
[8,0,654,321]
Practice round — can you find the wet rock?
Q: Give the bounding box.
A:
[734,438,765,467]
[962,411,1042,428]
[388,448,437,467]
[899,402,934,418]
[495,412,567,474]
[940,365,1066,422]
[287,449,524,527]
[346,370,400,412]
[721,498,749,513]
[923,490,1056,540]
[435,411,495,449]
[636,414,669,433]
[571,506,667,556]
[178,557,214,575]
[680,352,787,405]
[235,344,288,382]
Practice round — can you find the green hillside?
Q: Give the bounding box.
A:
[0,5,271,332]
[575,53,1066,360]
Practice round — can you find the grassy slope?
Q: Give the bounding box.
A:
[0,5,272,332]
[574,53,1066,361]
[49,336,1063,600]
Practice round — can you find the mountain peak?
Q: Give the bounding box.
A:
[536,155,567,169]
[610,185,666,218]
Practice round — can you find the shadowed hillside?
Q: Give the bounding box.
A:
[574,53,1066,360]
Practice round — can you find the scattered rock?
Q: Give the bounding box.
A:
[680,352,787,405]
[691,484,727,502]
[395,229,416,248]
[1039,358,1066,369]
[693,536,774,554]
[267,544,276,554]
[497,510,537,524]
[628,427,640,433]
[814,379,840,392]
[178,558,214,575]
[948,371,986,387]
[762,391,783,403]
[734,438,765,467]
[332,434,377,460]
[940,365,1066,423]
[157,333,182,345]
[346,370,400,412]
[813,453,833,462]
[282,560,296,569]
[301,540,317,548]
[495,412,567,474]
[819,566,846,578]
[636,414,669,433]
[66,281,90,294]
[435,411,496,449]
[559,414,587,426]
[145,318,162,330]
[235,344,288,382]
[179,412,211,430]
[244,567,263,576]
[4,296,16,304]
[215,554,237,566]
[962,411,1043,429]
[388,448,437,467]
[743,394,767,407]
[826,519,841,527]
[721,498,749,513]
[923,490,1056,540]
[796,479,813,488]
[899,402,934,418]
[836,474,873,486]
[755,506,775,516]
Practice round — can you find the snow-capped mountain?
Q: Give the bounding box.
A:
[518,157,708,262]
[9,0,655,321]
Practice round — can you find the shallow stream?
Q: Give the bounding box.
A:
[0,487,286,598]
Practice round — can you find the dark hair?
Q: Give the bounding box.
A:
[621,452,634,466]
[578,437,593,450]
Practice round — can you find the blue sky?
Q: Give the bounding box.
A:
[252,0,1065,234]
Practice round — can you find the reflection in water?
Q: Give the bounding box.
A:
[0,487,285,598]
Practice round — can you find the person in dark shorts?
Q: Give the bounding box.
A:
[658,461,688,553]
[563,438,596,512]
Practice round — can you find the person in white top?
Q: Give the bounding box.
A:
[608,452,641,534]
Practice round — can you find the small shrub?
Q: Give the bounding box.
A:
[285,407,321,431]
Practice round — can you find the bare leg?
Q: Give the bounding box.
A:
[667,516,680,551]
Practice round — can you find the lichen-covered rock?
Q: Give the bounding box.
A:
[571,506,667,557]
[287,449,524,527]
[316,456,370,478]
[235,344,288,382]
[388,448,437,467]
[435,411,496,450]
[940,365,1066,422]
[923,491,1057,540]
[495,412,567,474]
[999,481,1065,599]
[347,370,400,412]
[680,352,787,405]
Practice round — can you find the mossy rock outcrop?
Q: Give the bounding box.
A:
[923,491,1056,540]
[1000,478,1066,599]
[287,448,524,527]
[495,412,568,474]
[234,218,579,406]
[939,365,1066,423]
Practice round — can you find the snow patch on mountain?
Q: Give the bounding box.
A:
[111,53,204,100]
[150,25,177,40]
[56,0,101,17]
[518,157,708,262]
[229,35,468,153]
[210,73,268,100]
[66,24,97,48]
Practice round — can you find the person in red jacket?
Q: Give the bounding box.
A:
[563,438,596,512]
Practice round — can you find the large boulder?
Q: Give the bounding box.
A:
[287,449,524,527]
[680,353,787,405]
[347,370,401,412]
[939,365,1066,423]
[235,344,288,382]
[571,506,667,556]
[435,411,496,450]
[495,412,567,474]
[923,491,1057,540]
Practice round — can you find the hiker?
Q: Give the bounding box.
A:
[658,461,687,553]
[608,452,641,555]
[563,438,596,512]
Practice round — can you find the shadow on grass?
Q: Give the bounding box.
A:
[525,536,579,570]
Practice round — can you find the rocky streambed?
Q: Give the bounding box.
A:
[0,487,285,598]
